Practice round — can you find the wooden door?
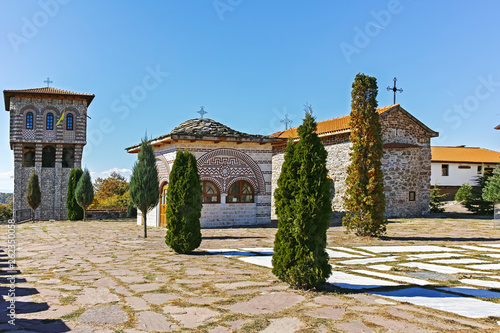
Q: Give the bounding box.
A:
[159,183,168,227]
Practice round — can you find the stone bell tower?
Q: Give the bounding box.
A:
[3,86,94,221]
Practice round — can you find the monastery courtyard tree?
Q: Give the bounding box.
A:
[165,150,203,254]
[75,169,94,222]
[67,168,84,220]
[26,171,41,221]
[343,73,387,237]
[272,106,332,290]
[130,138,159,238]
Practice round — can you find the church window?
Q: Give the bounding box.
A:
[202,181,220,203]
[441,164,449,176]
[23,146,35,167]
[227,181,254,203]
[477,166,482,174]
[26,112,34,129]
[42,145,56,168]
[67,113,74,130]
[62,146,75,168]
[46,113,54,130]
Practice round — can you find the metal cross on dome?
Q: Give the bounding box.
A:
[43,77,53,87]
[197,106,207,118]
[387,77,403,104]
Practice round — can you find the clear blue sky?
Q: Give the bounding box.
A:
[1,1,499,192]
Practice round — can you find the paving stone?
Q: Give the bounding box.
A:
[76,287,119,305]
[78,305,128,324]
[406,271,455,280]
[306,307,346,320]
[142,293,181,304]
[93,276,116,287]
[223,292,305,314]
[357,245,463,253]
[227,319,247,330]
[468,263,500,270]
[484,253,500,258]
[346,294,396,305]
[458,245,500,252]
[129,283,163,293]
[38,278,61,284]
[400,262,486,274]
[349,306,378,313]
[352,269,432,285]
[261,317,304,333]
[325,249,363,258]
[136,311,178,332]
[339,256,398,265]
[335,321,373,332]
[117,275,146,283]
[370,287,500,318]
[360,313,428,332]
[123,329,148,333]
[327,271,400,289]
[163,305,220,328]
[185,267,216,275]
[438,286,500,298]
[238,256,273,268]
[186,296,223,305]
[112,285,132,296]
[408,252,468,260]
[430,258,487,264]
[460,278,500,289]
[387,308,467,330]
[313,295,343,306]
[21,304,78,319]
[368,264,393,271]
[126,296,150,310]
[329,247,374,256]
[215,280,270,290]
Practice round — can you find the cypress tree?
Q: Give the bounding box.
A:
[67,168,84,220]
[129,138,159,238]
[272,106,332,290]
[26,171,41,220]
[165,150,203,254]
[75,169,94,221]
[483,164,500,203]
[343,73,387,237]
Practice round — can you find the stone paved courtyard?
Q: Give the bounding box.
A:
[1,216,500,332]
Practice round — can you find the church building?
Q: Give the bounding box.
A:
[125,116,282,227]
[127,104,438,228]
[4,86,94,221]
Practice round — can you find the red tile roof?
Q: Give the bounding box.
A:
[4,87,95,110]
[431,146,500,164]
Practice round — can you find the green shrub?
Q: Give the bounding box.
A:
[67,168,84,220]
[430,185,446,213]
[0,202,13,220]
[165,150,202,254]
[272,106,332,290]
[456,177,493,215]
[483,165,500,203]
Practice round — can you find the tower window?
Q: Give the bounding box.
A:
[26,112,33,129]
[226,181,254,203]
[62,146,75,168]
[42,146,56,168]
[46,113,54,130]
[67,113,74,130]
[23,146,35,167]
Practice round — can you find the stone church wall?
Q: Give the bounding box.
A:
[271,108,433,220]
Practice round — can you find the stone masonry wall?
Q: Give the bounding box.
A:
[137,140,273,228]
[271,108,434,219]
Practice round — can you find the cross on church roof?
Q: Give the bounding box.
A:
[280,114,293,130]
[43,77,53,87]
[197,106,207,118]
[387,77,403,104]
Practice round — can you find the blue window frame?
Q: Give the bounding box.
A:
[26,112,33,129]
[67,113,73,130]
[46,113,54,130]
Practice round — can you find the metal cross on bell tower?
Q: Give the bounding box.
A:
[197,106,208,118]
[387,77,403,104]
[280,114,293,130]
[43,77,53,87]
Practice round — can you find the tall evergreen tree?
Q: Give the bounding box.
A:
[456,176,494,215]
[67,168,84,220]
[129,138,159,238]
[26,171,41,220]
[272,106,332,290]
[75,169,94,221]
[343,73,387,237]
[483,164,500,203]
[165,150,203,254]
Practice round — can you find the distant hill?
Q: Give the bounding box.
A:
[0,193,13,204]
